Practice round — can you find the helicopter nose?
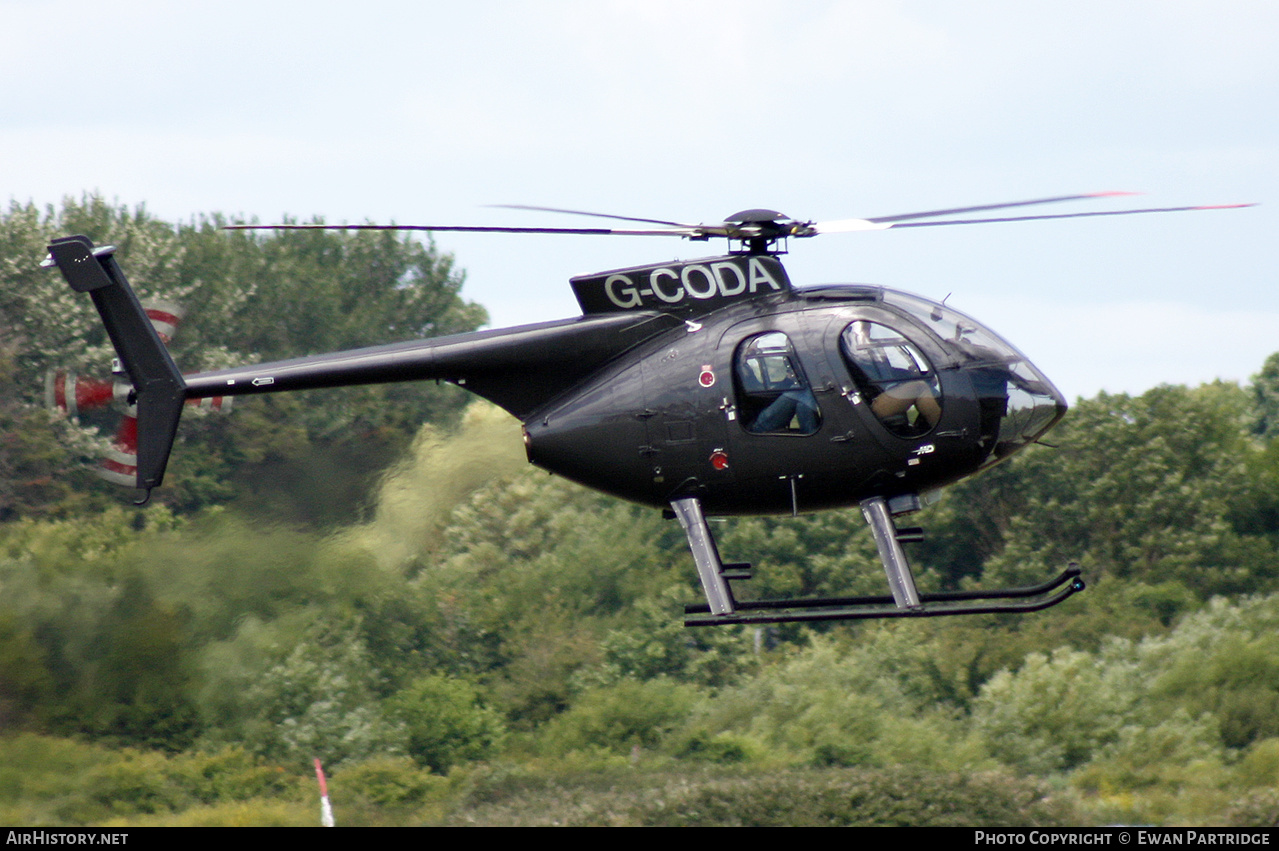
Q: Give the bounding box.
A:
[978,360,1068,466]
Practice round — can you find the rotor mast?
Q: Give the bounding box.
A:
[722,209,801,256]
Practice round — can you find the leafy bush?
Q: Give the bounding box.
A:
[332,756,449,807]
[444,766,1075,827]
[974,647,1140,773]
[539,679,700,757]
[688,637,982,770]
[386,675,505,773]
[0,735,309,826]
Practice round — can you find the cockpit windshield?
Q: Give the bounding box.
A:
[883,290,1067,467]
[884,291,1022,369]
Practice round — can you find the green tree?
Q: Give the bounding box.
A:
[1253,352,1279,440]
[211,619,401,768]
[580,587,757,689]
[539,678,701,757]
[973,646,1141,774]
[415,471,690,724]
[928,382,1278,600]
[386,674,505,774]
[1140,594,1279,749]
[689,638,981,770]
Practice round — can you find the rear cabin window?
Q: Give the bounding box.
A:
[734,332,820,435]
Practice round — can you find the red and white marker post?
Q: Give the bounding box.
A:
[313,758,335,827]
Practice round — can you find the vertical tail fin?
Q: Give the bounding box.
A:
[44,236,187,501]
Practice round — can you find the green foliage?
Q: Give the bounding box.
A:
[0,511,201,747]
[1236,429,1279,548]
[413,469,693,725]
[688,637,986,771]
[974,646,1141,774]
[694,641,888,767]
[62,573,199,749]
[1071,711,1231,824]
[717,509,889,602]
[386,675,505,774]
[929,382,1279,598]
[672,730,760,764]
[111,799,315,827]
[631,768,1072,827]
[0,613,53,727]
[1236,737,1279,788]
[1253,352,1279,440]
[0,734,308,826]
[1141,594,1279,749]
[971,591,1279,798]
[1223,789,1279,829]
[162,746,304,805]
[206,618,402,769]
[539,679,701,758]
[332,755,450,808]
[446,765,1075,827]
[0,351,101,521]
[580,587,758,689]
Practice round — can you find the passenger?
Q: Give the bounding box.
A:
[750,386,820,433]
[737,333,821,435]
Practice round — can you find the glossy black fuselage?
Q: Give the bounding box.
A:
[525,280,1065,516]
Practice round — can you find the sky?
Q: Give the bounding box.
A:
[3,0,1275,402]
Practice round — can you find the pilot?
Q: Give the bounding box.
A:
[869,380,941,429]
[843,321,941,434]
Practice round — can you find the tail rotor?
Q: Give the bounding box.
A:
[42,280,230,493]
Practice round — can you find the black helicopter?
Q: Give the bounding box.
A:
[43,193,1253,626]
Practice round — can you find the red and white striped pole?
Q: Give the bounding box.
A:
[314,758,335,827]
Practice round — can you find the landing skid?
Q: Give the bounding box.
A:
[672,495,1085,627]
[683,565,1084,626]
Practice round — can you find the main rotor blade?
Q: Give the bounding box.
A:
[863,191,1140,224]
[224,196,1255,241]
[881,203,1257,229]
[223,223,700,237]
[488,204,698,229]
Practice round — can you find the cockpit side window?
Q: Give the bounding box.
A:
[734,332,821,435]
[840,321,942,437]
